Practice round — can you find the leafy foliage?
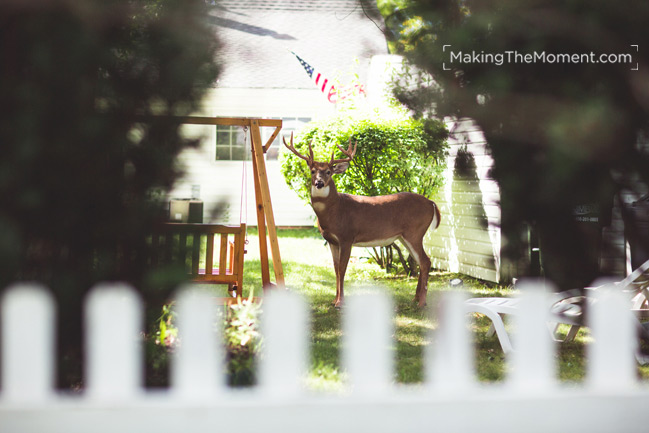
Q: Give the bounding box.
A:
[280,106,448,204]
[380,0,649,288]
[0,0,220,387]
[146,299,263,388]
[224,299,263,386]
[157,302,178,347]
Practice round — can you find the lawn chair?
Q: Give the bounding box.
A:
[465,259,649,361]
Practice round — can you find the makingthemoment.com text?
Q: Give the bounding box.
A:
[446,49,635,67]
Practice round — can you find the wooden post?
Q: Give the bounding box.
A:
[251,143,271,289]
[249,119,285,290]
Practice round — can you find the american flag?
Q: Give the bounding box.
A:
[290,51,338,104]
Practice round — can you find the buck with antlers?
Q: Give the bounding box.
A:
[283,133,441,307]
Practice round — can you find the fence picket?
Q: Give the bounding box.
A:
[509,281,555,390]
[258,290,308,397]
[85,283,143,400]
[428,290,474,391]
[171,286,224,399]
[587,284,637,389]
[343,290,394,394]
[1,283,55,401]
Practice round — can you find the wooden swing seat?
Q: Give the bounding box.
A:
[152,223,247,300]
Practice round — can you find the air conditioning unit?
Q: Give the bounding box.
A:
[169,199,203,223]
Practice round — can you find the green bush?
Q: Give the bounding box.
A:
[281,107,447,203]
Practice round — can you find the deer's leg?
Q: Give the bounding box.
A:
[332,243,353,308]
[329,242,342,306]
[401,237,431,307]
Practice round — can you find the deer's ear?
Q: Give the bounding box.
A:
[332,162,349,174]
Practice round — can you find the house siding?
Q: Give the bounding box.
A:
[425,118,503,283]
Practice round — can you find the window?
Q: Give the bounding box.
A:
[214,117,312,161]
[265,117,312,161]
[215,125,249,161]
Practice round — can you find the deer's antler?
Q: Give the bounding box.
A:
[283,132,314,165]
[330,138,357,165]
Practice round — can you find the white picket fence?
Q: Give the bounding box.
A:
[2,281,649,433]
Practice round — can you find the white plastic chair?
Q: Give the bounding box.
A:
[465,259,649,358]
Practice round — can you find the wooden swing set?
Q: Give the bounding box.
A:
[150,117,284,301]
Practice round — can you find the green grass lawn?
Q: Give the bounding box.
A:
[217,227,649,389]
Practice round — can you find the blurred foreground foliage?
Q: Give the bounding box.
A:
[0,0,219,387]
[378,0,649,288]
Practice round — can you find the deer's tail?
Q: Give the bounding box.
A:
[431,201,441,229]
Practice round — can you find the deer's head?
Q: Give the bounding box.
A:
[283,133,357,192]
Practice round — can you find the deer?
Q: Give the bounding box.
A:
[283,133,441,307]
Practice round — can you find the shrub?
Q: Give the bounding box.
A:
[282,108,447,201]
